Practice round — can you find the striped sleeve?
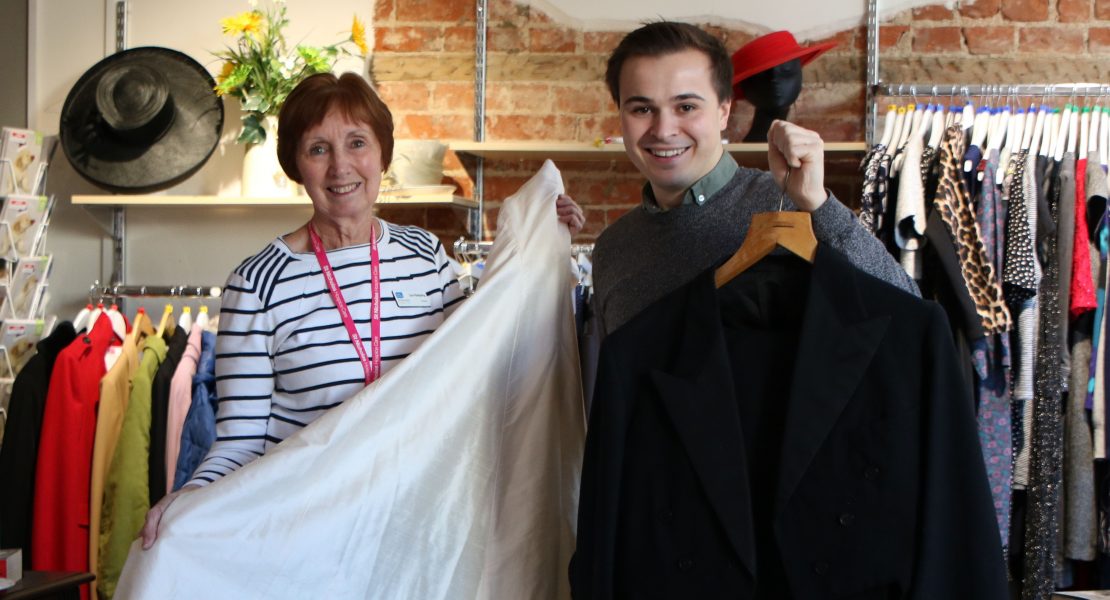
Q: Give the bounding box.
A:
[187,262,277,487]
[433,236,465,318]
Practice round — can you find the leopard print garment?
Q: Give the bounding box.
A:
[859,144,887,234]
[934,124,1013,334]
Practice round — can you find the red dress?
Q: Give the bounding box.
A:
[32,314,117,600]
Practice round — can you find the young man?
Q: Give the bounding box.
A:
[590,21,917,336]
[571,21,1009,600]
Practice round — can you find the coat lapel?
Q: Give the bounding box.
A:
[650,271,758,579]
[775,247,890,514]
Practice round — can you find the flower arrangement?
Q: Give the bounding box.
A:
[213,1,368,144]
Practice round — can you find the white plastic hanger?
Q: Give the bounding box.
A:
[970,106,991,146]
[878,104,897,149]
[898,102,920,145]
[999,107,1024,185]
[1045,108,1059,160]
[986,105,1005,151]
[1081,105,1091,160]
[964,106,990,172]
[105,304,126,341]
[899,102,920,147]
[1092,103,1101,155]
[196,305,210,331]
[961,99,976,131]
[1054,104,1072,161]
[928,104,947,149]
[915,103,934,147]
[178,305,193,331]
[1023,104,1041,154]
[883,105,907,158]
[1101,106,1109,168]
[1004,105,1021,154]
[1067,102,1079,156]
[73,303,93,332]
[893,103,922,173]
[985,105,1010,181]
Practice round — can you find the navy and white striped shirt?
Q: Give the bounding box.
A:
[188,220,463,486]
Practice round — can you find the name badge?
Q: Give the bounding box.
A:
[393,290,431,308]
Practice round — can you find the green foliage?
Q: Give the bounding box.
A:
[213,1,365,144]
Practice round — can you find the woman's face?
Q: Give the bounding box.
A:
[295,107,383,223]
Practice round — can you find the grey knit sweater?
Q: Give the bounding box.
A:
[592,166,921,335]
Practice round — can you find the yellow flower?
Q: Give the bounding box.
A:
[221,11,263,37]
[214,61,236,96]
[350,15,368,55]
[217,61,235,83]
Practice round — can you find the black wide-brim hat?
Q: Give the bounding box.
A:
[60,47,224,193]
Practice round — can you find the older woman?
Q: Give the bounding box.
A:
[140,72,584,546]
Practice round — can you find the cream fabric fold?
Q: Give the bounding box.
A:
[117,160,585,600]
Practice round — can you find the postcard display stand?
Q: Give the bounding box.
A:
[0,127,57,440]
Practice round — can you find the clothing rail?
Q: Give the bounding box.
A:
[875,83,1110,98]
[89,281,223,299]
[453,238,594,257]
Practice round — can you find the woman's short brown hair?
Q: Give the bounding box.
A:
[276,72,394,183]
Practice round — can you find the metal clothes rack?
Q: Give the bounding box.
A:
[875,83,1110,99]
[453,238,594,257]
[864,0,1108,142]
[88,281,222,302]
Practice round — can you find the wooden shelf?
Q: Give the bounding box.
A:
[71,189,477,209]
[448,140,868,161]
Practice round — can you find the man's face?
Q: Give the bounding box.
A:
[618,49,730,209]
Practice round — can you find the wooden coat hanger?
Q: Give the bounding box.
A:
[714,169,817,288]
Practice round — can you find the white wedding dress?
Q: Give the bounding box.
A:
[116,160,585,599]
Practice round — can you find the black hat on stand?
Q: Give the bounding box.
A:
[59,46,224,193]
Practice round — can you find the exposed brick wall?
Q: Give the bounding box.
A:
[371,0,1110,248]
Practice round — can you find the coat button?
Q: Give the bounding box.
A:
[677,557,694,571]
[660,508,674,522]
[813,561,830,575]
[839,513,856,526]
[864,466,881,480]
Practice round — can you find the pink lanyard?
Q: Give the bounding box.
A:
[307,222,381,385]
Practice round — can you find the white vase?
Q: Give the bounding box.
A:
[241,115,295,197]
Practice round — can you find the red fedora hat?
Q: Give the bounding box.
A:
[730,31,836,99]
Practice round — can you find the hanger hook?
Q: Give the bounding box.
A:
[778,168,792,212]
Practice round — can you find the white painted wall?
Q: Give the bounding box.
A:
[30,0,369,319]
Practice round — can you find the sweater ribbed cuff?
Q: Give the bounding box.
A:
[810,190,854,245]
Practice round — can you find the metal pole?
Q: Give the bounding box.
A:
[877,82,1109,97]
[472,0,488,240]
[110,0,128,287]
[865,0,880,146]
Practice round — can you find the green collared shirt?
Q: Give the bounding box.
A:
[641,151,739,213]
